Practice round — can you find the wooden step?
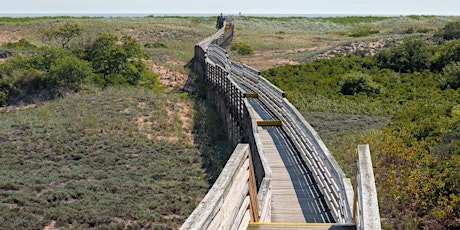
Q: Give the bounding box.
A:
[247,223,356,230]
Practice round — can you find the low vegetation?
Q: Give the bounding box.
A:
[0,89,210,229]
[263,24,460,228]
[230,41,254,55]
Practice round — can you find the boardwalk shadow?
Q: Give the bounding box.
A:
[265,126,335,223]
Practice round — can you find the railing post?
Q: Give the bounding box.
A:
[355,144,381,230]
[353,176,358,223]
[248,152,260,222]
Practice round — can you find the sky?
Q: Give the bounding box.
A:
[1,0,459,16]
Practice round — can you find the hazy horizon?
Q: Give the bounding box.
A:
[1,0,459,16]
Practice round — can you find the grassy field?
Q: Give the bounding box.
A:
[1,15,459,229]
[0,88,211,229]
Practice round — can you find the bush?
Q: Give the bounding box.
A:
[443,62,460,90]
[376,39,432,73]
[230,42,254,55]
[1,38,37,50]
[86,33,152,86]
[0,89,7,106]
[349,27,379,37]
[432,39,460,72]
[439,21,460,40]
[340,72,381,96]
[144,42,167,49]
[49,56,94,90]
[137,70,161,90]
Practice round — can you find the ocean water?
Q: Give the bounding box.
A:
[0,13,399,18]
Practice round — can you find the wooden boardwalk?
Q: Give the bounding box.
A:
[248,99,333,223]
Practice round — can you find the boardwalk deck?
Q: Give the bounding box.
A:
[247,98,334,223]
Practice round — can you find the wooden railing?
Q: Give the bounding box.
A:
[354,145,382,230]
[180,144,255,229]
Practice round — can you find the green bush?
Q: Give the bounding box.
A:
[349,27,379,37]
[230,42,254,55]
[0,89,7,106]
[443,62,460,90]
[86,33,152,86]
[137,70,161,90]
[432,39,460,72]
[49,56,94,90]
[144,42,167,49]
[439,21,460,40]
[376,39,432,73]
[1,38,37,50]
[340,72,381,96]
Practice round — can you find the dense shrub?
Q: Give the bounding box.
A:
[1,38,37,50]
[442,62,460,90]
[376,39,432,73]
[340,72,381,96]
[0,89,7,105]
[348,27,380,37]
[438,21,460,40]
[49,56,94,89]
[85,33,153,87]
[230,42,254,55]
[432,39,460,72]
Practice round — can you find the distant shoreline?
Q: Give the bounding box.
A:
[0,13,418,18]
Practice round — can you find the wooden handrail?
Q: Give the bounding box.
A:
[354,145,381,230]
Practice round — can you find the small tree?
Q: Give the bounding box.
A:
[86,33,155,87]
[43,23,83,49]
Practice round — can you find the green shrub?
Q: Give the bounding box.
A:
[376,39,432,73]
[1,38,37,50]
[86,33,151,86]
[349,27,379,37]
[230,42,254,55]
[49,56,94,90]
[432,39,460,72]
[443,62,460,90]
[321,16,389,24]
[104,74,128,86]
[144,42,167,49]
[137,70,161,90]
[0,89,7,106]
[439,21,460,40]
[340,72,381,96]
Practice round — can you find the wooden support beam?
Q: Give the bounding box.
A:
[244,93,259,98]
[248,154,260,222]
[257,120,282,127]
